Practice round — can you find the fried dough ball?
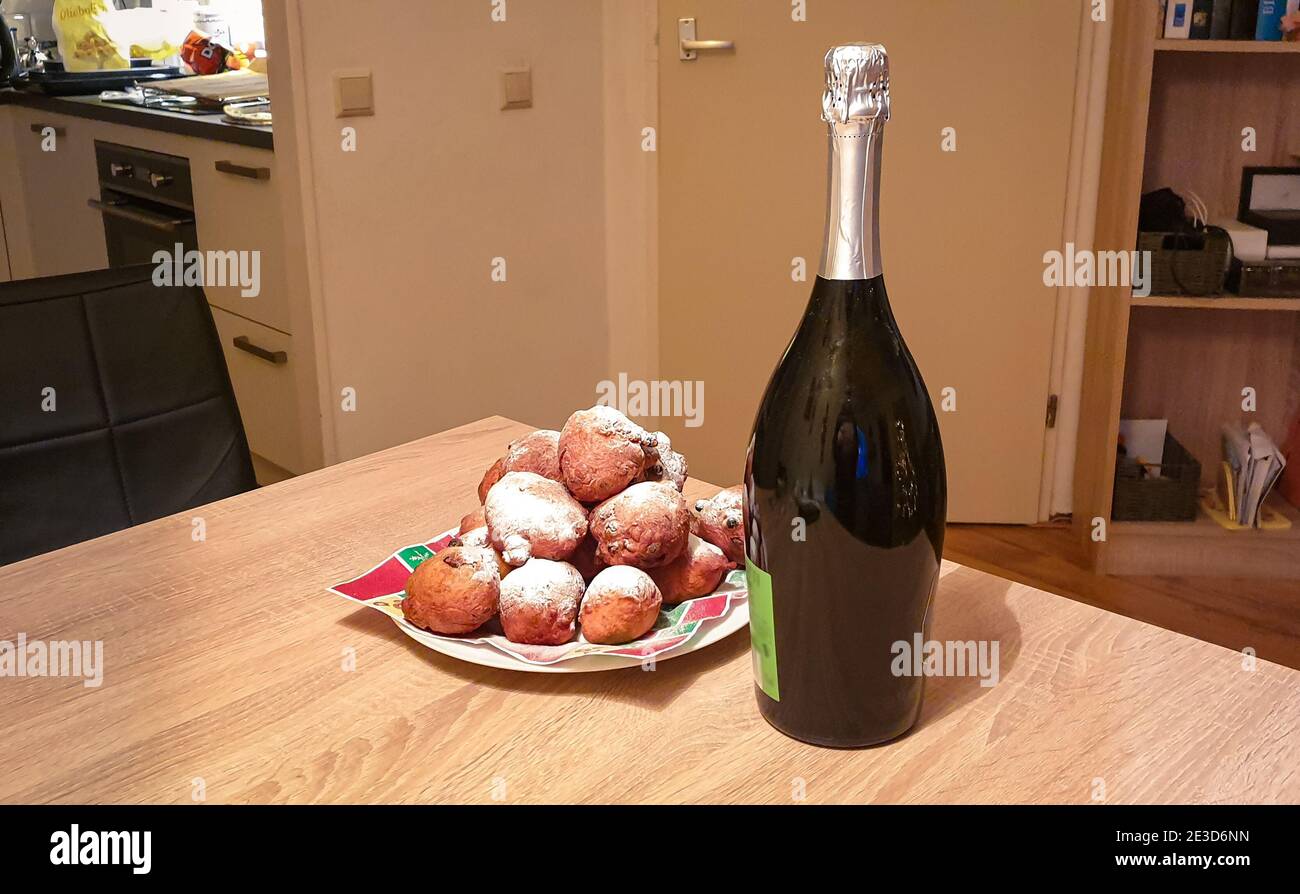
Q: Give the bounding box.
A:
[477,457,507,503]
[589,480,690,569]
[568,535,604,584]
[402,546,500,635]
[455,525,490,548]
[451,526,512,579]
[458,507,486,535]
[502,429,563,482]
[558,405,657,503]
[580,566,663,644]
[498,558,586,645]
[691,485,745,564]
[485,471,588,566]
[636,431,688,492]
[648,534,733,604]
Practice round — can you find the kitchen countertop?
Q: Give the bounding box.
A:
[0,87,272,149]
[1,415,1297,804]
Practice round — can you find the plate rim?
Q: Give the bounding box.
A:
[391,601,750,673]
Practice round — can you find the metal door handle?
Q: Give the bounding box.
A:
[215,160,271,180]
[679,18,734,61]
[87,198,194,232]
[232,336,287,365]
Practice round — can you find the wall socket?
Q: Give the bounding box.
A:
[333,69,374,118]
[501,68,533,110]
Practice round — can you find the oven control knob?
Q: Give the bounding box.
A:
[149,172,173,188]
[110,163,133,177]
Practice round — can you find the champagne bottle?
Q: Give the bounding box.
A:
[743,44,947,747]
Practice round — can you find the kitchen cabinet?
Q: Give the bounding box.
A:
[191,147,294,335]
[5,107,108,278]
[209,304,303,476]
[0,104,322,482]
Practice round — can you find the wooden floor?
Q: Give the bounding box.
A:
[944,523,1300,671]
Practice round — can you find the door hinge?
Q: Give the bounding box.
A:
[1045,394,1059,429]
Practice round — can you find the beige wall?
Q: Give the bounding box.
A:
[277,0,613,462]
[275,0,1084,524]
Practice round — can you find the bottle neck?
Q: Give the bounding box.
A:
[817,121,883,281]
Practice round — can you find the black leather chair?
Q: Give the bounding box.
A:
[0,265,257,566]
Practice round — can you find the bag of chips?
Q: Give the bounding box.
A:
[52,0,128,72]
[53,0,185,72]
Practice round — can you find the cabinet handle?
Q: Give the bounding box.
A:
[30,123,67,137]
[215,160,271,180]
[232,336,287,365]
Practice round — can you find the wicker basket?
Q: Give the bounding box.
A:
[1138,230,1232,297]
[1112,433,1200,522]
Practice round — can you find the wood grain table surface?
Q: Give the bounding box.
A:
[2,416,1297,805]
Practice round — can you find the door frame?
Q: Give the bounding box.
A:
[602,0,662,385]
[1039,0,1113,522]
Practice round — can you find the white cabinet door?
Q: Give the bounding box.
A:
[9,109,109,279]
[189,145,294,334]
[208,304,304,474]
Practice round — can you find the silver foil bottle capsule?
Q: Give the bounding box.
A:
[818,43,890,281]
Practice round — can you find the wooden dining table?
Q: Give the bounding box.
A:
[2,415,1298,804]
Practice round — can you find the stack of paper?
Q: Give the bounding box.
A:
[1221,423,1288,527]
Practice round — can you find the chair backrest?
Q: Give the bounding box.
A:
[0,265,257,566]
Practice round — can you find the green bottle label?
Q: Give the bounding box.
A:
[745,558,779,701]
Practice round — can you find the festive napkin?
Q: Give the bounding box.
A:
[329,529,748,666]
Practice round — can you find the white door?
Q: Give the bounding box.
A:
[655,0,1082,522]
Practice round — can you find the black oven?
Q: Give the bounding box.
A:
[90,141,197,267]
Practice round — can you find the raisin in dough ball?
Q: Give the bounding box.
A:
[649,534,733,604]
[691,485,745,564]
[636,431,688,492]
[498,558,586,645]
[501,429,563,482]
[580,566,663,645]
[485,471,588,566]
[402,546,500,635]
[589,480,691,569]
[558,405,657,503]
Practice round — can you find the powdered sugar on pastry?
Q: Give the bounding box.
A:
[579,565,662,644]
[502,429,563,481]
[485,471,588,566]
[498,558,586,645]
[589,480,691,568]
[637,430,688,491]
[558,405,657,502]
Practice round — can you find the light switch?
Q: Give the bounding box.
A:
[501,68,532,110]
[333,69,374,118]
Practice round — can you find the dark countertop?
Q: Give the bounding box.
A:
[0,89,272,150]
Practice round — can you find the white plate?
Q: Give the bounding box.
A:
[391,601,750,673]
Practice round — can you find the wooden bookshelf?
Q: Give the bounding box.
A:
[1108,498,1300,578]
[1133,294,1300,310]
[1155,39,1300,54]
[1074,2,1300,579]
